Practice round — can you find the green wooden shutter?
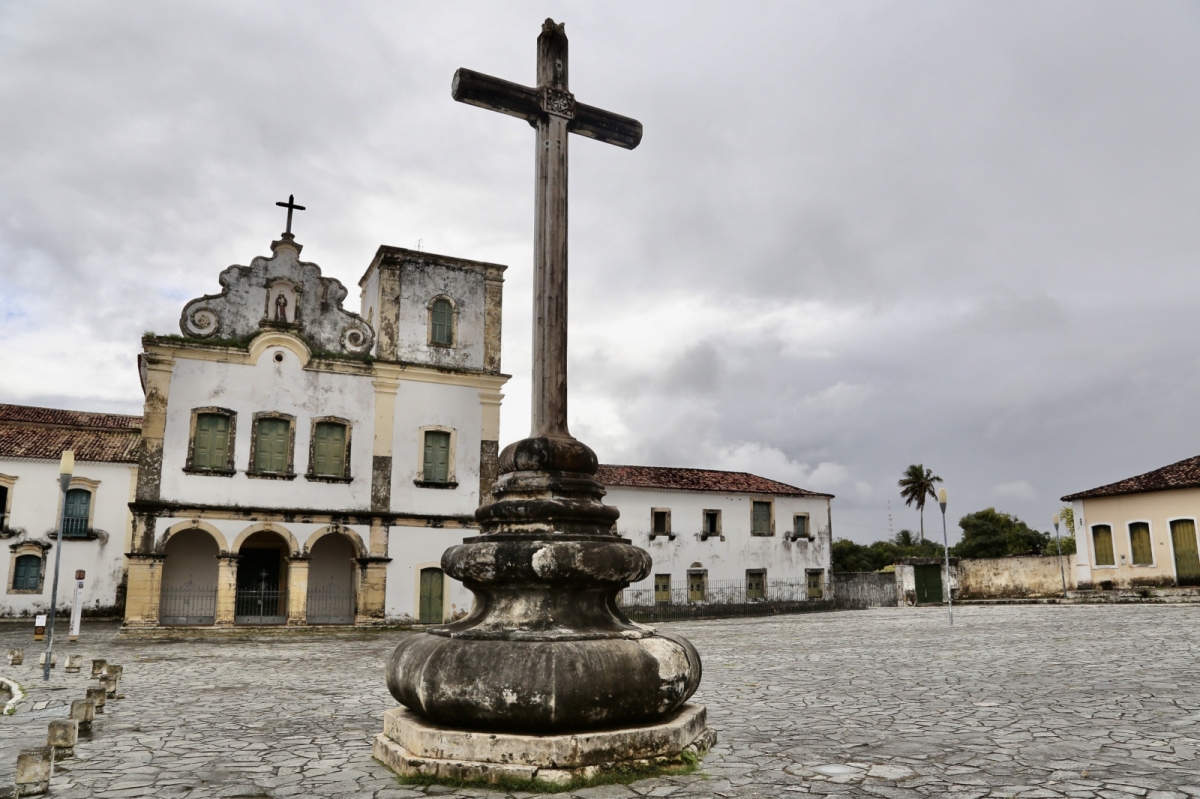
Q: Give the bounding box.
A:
[419,568,444,623]
[255,418,290,473]
[63,489,90,537]
[1092,525,1115,566]
[1171,520,1200,585]
[431,299,453,345]
[423,431,450,483]
[194,414,229,469]
[1129,522,1153,565]
[795,515,808,538]
[752,501,771,535]
[13,555,40,590]
[313,423,346,477]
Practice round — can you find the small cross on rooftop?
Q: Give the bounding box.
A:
[275,194,306,236]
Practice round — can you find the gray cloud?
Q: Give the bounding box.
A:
[3,1,1199,543]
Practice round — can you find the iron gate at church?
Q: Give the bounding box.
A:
[305,579,356,625]
[235,570,287,625]
[159,581,217,626]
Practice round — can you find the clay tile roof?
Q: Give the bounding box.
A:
[597,464,833,498]
[0,404,143,464]
[1061,454,1200,501]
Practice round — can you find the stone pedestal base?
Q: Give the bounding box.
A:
[373,704,715,786]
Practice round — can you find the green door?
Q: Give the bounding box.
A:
[914,564,943,604]
[1171,520,1200,586]
[419,568,444,624]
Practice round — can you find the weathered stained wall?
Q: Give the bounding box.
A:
[608,486,832,590]
[832,572,897,608]
[0,458,133,617]
[957,554,1075,598]
[895,559,959,606]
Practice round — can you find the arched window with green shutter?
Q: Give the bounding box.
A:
[1129,522,1153,566]
[430,297,454,346]
[253,417,292,474]
[312,422,348,478]
[12,554,41,591]
[422,430,451,484]
[62,489,91,538]
[1092,525,1115,566]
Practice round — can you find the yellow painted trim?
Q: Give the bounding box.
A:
[303,525,368,558]
[248,332,312,366]
[160,519,230,552]
[231,522,300,555]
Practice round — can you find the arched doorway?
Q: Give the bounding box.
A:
[306,533,357,624]
[235,530,290,625]
[159,529,219,626]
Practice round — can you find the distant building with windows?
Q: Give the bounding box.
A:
[0,227,834,626]
[1063,455,1200,589]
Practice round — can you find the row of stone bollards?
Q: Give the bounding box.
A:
[7,653,123,797]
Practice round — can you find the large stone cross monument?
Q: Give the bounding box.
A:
[376,20,712,785]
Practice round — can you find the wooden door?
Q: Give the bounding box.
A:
[807,571,823,599]
[419,567,444,623]
[914,564,942,604]
[1171,520,1200,586]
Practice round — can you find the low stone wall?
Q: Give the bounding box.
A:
[831,572,897,608]
[958,555,1075,599]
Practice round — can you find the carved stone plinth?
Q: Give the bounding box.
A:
[373,704,715,785]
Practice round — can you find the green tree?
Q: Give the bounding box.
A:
[951,508,1051,559]
[831,530,945,572]
[898,464,943,542]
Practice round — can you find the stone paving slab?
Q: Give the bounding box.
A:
[0,605,1197,797]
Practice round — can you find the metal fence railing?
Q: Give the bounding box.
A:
[235,584,287,625]
[159,582,217,626]
[306,580,356,625]
[618,579,835,622]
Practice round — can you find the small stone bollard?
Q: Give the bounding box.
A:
[7,648,23,665]
[99,674,117,698]
[90,658,106,677]
[103,663,123,685]
[70,699,95,733]
[64,654,82,673]
[37,651,56,668]
[47,719,78,759]
[86,686,106,713]
[15,746,53,796]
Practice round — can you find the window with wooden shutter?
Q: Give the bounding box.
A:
[1092,525,1115,566]
[312,422,347,477]
[652,510,670,534]
[193,413,230,470]
[13,555,40,591]
[654,574,671,603]
[751,501,772,535]
[746,569,766,600]
[794,515,808,539]
[430,298,454,346]
[423,430,451,483]
[62,489,90,538]
[254,418,291,473]
[1129,522,1153,566]
[0,485,7,529]
[703,510,720,536]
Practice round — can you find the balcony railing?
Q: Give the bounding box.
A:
[61,516,90,538]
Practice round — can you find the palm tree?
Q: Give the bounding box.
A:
[898,464,943,543]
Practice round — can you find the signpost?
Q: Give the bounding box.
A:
[33,614,46,641]
[69,570,85,642]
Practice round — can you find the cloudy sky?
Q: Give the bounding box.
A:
[3,1,1198,543]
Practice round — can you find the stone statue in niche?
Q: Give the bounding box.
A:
[265,281,298,326]
[274,292,288,322]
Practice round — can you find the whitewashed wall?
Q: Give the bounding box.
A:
[389,380,484,516]
[385,523,474,623]
[606,486,832,588]
[393,264,488,370]
[160,346,376,511]
[0,458,133,617]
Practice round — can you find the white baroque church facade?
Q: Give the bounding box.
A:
[0,227,832,628]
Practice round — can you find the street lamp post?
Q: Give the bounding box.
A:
[43,450,73,681]
[938,487,952,626]
[1053,513,1068,597]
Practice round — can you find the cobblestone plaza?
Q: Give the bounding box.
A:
[1,604,1197,798]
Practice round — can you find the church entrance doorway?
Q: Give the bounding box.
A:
[159,529,219,626]
[306,533,357,625]
[235,532,289,625]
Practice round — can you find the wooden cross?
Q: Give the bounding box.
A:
[275,194,306,235]
[453,19,642,440]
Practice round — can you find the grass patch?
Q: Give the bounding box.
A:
[390,757,700,794]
